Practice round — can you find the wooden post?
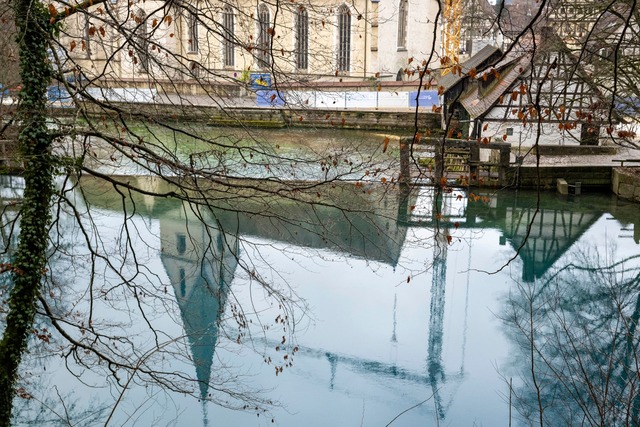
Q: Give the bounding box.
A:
[469,144,480,185]
[396,181,411,224]
[434,143,444,187]
[499,145,510,186]
[399,138,411,185]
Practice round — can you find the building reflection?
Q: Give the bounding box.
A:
[159,201,239,402]
[502,246,640,425]
[72,175,640,424]
[398,186,640,422]
[400,187,639,281]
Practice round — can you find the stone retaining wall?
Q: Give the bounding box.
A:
[529,145,618,156]
[52,103,441,131]
[612,168,640,202]
[515,166,612,190]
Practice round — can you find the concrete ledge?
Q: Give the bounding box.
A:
[526,145,618,156]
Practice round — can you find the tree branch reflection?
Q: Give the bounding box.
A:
[504,244,640,425]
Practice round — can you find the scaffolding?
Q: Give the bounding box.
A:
[441,0,462,75]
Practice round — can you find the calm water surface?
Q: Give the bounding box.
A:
[2,175,639,426]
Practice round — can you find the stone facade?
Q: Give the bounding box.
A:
[58,0,442,92]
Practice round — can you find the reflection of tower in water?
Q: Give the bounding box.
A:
[424,188,470,422]
[428,232,448,420]
[159,203,239,414]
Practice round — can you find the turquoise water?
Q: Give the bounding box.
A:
[2,175,640,426]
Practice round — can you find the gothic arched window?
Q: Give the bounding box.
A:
[337,5,351,72]
[257,3,271,68]
[222,6,235,67]
[397,0,408,49]
[295,6,309,70]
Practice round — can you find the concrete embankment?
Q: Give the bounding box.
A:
[612,168,640,202]
[515,145,640,197]
[2,103,438,173]
[515,166,614,191]
[53,103,441,131]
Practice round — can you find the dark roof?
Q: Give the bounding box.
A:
[500,0,546,35]
[439,45,502,91]
[477,0,497,19]
[459,56,530,118]
[583,3,636,49]
[457,25,614,119]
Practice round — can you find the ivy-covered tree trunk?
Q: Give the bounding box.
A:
[0,1,54,424]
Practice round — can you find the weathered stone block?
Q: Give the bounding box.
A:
[557,178,568,195]
[618,183,636,199]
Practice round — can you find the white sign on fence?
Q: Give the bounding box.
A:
[283,90,424,109]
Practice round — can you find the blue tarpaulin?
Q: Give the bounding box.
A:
[47,85,72,102]
[408,90,439,108]
[256,90,286,107]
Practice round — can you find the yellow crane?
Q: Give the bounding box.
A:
[441,0,462,75]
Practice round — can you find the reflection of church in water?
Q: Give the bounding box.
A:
[75,176,639,424]
[159,202,239,401]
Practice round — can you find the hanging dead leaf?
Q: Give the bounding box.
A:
[382,136,390,153]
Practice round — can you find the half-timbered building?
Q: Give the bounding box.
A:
[445,30,608,148]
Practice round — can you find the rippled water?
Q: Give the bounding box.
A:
[2,174,640,426]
